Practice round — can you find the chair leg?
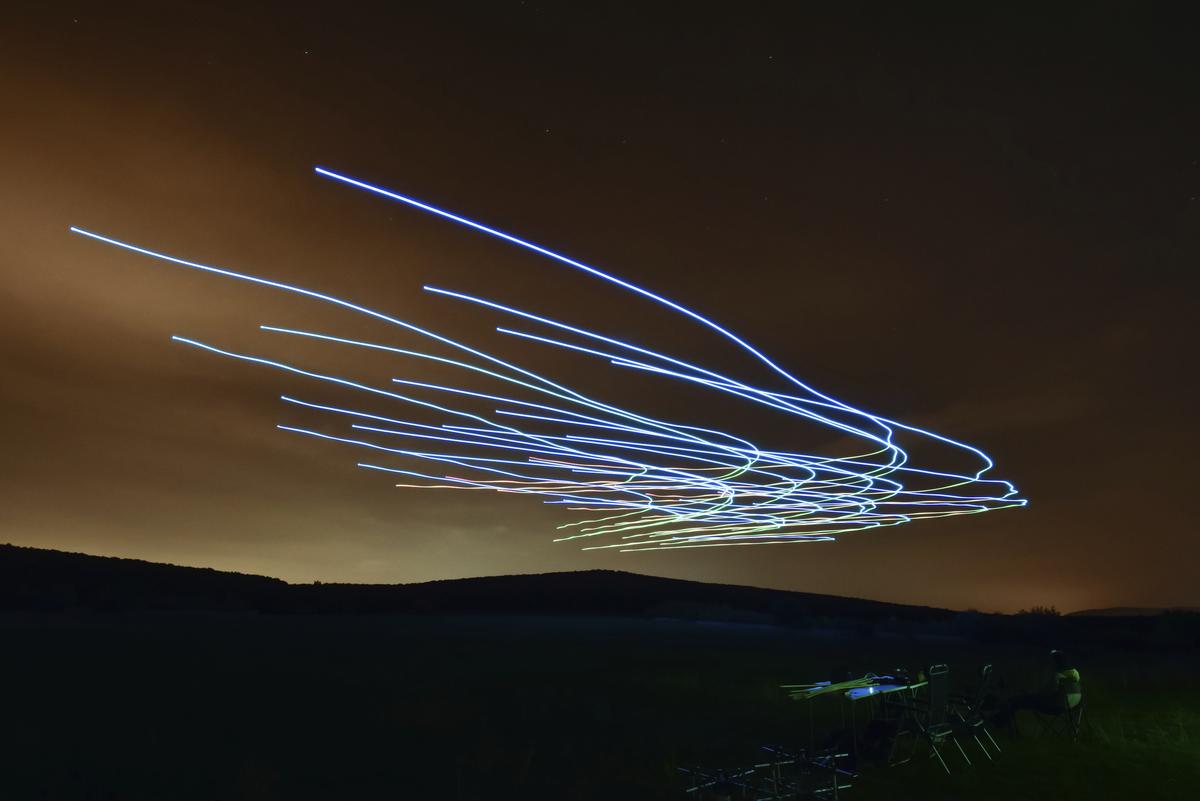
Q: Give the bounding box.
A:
[1069,705,1090,740]
[952,736,972,767]
[929,742,951,775]
[972,734,993,760]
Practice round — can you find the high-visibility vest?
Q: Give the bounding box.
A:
[1056,668,1082,709]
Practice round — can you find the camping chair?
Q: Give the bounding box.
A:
[892,664,973,774]
[950,664,1002,760]
[1038,688,1091,741]
[759,744,854,800]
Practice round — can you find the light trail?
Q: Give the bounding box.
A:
[69,168,1025,551]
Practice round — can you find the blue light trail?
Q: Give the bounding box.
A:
[68,167,1025,552]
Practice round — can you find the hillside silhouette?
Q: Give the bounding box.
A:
[0,542,950,621]
[5,545,1196,650]
[1068,606,1200,617]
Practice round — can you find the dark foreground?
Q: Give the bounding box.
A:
[2,610,1197,800]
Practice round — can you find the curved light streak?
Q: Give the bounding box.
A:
[68,168,1025,552]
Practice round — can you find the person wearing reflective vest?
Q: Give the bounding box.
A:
[1003,649,1082,733]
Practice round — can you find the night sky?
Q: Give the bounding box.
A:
[3,3,1197,613]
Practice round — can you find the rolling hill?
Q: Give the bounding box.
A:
[0,542,951,621]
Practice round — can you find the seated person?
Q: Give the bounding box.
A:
[1003,650,1081,732]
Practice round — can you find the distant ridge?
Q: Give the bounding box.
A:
[0,543,286,612]
[0,543,951,621]
[1068,606,1200,617]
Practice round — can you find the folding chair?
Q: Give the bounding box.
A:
[893,664,973,774]
[1039,691,1091,741]
[950,664,1002,760]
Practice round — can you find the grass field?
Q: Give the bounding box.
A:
[2,611,1196,799]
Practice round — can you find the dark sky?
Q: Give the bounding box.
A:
[2,3,1197,612]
